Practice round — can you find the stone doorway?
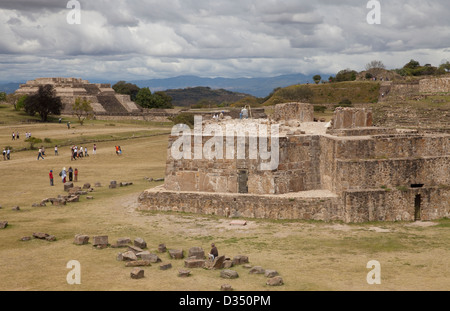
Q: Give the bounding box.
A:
[238,170,249,194]
[414,194,421,221]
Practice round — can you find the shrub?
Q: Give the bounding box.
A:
[169,113,195,128]
[314,105,327,113]
[44,138,52,143]
[334,99,353,108]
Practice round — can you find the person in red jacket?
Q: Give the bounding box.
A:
[49,170,54,186]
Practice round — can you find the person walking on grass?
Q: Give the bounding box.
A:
[84,146,88,157]
[93,144,97,155]
[49,170,54,186]
[12,132,15,140]
[2,148,5,161]
[74,168,78,182]
[6,148,10,160]
[55,145,58,156]
[16,132,19,140]
[37,147,44,160]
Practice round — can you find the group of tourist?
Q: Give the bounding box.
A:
[2,148,11,161]
[212,112,224,121]
[53,167,79,185]
[11,132,20,140]
[71,145,92,160]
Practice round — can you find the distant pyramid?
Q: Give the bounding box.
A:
[15,77,141,115]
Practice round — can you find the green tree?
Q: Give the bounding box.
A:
[112,81,140,101]
[135,87,153,108]
[72,97,94,125]
[336,69,357,82]
[0,92,6,102]
[152,91,173,109]
[313,75,322,84]
[24,85,62,122]
[403,59,420,69]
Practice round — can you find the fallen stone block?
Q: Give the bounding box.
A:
[66,196,80,203]
[92,235,108,247]
[64,182,74,191]
[137,252,161,263]
[86,196,94,200]
[33,232,49,240]
[125,260,151,267]
[74,234,89,245]
[20,236,32,241]
[223,260,234,269]
[169,249,184,259]
[12,206,20,211]
[158,244,167,253]
[45,235,57,242]
[221,284,234,291]
[220,270,239,279]
[178,269,191,278]
[188,247,205,259]
[232,255,249,265]
[114,237,131,247]
[130,268,145,279]
[134,237,147,249]
[128,245,144,254]
[184,259,206,268]
[0,221,8,229]
[265,270,279,278]
[94,182,102,187]
[160,263,172,270]
[120,251,138,262]
[83,183,91,189]
[266,276,284,286]
[249,266,265,274]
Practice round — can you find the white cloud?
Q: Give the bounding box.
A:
[0,0,449,82]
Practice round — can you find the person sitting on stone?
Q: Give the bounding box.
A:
[209,243,218,261]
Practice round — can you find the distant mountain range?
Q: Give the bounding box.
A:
[0,73,319,98]
[129,74,313,97]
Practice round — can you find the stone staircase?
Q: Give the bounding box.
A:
[97,95,130,114]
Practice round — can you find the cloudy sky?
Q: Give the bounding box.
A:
[0,0,449,83]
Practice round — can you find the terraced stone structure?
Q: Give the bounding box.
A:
[15,77,141,115]
[138,102,450,223]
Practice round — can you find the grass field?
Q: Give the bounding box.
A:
[0,105,449,291]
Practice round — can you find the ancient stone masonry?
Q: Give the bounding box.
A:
[139,102,450,223]
[15,77,141,115]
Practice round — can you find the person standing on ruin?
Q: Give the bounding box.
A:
[49,170,54,186]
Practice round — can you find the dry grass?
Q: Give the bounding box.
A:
[0,115,449,291]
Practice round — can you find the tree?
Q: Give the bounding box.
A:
[365,60,386,78]
[112,81,140,101]
[403,59,420,69]
[135,87,153,108]
[24,84,62,122]
[72,97,94,125]
[336,69,357,82]
[135,88,173,109]
[313,75,322,84]
[0,92,6,102]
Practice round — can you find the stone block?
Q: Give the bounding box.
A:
[249,266,265,274]
[158,244,167,253]
[178,270,191,278]
[130,268,145,279]
[221,284,234,291]
[74,234,89,245]
[125,261,151,267]
[0,221,7,229]
[169,249,184,259]
[232,255,249,265]
[266,276,284,286]
[160,263,172,270]
[265,270,279,278]
[220,270,239,279]
[134,237,147,249]
[188,247,205,259]
[184,259,206,268]
[64,182,74,192]
[93,235,108,246]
